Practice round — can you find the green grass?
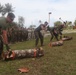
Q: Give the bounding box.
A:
[0,33,76,75]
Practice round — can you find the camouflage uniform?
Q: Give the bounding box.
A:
[34,22,48,46]
[0,13,15,58]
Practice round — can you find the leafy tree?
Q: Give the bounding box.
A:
[65,21,72,26]
[29,25,36,30]
[54,21,62,27]
[63,21,73,29]
[74,20,76,26]
[5,3,14,13]
[0,3,15,16]
[1,6,6,16]
[0,3,3,14]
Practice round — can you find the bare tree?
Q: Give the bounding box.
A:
[18,16,25,27]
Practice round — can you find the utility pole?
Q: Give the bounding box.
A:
[48,12,52,24]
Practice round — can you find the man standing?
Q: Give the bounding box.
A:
[0,12,15,58]
[34,21,48,47]
[57,24,65,39]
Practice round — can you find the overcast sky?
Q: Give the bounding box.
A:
[0,0,76,28]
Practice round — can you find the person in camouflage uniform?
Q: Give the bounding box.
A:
[47,26,59,41]
[0,13,15,58]
[34,21,48,47]
[47,23,65,41]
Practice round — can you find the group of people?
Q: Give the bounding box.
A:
[34,21,65,47]
[7,26,28,43]
[0,12,65,59]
